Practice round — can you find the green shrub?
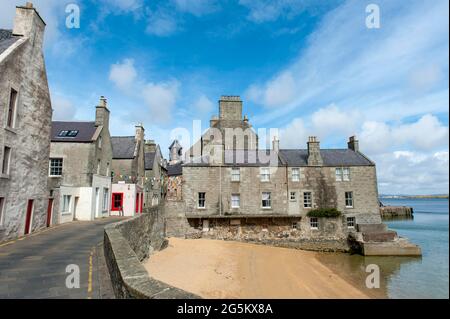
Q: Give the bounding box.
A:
[306,208,341,218]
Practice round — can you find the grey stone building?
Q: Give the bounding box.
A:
[144,140,167,208]
[0,4,52,241]
[110,125,146,216]
[48,96,113,224]
[166,96,393,252]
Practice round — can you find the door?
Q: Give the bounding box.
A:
[135,193,140,214]
[140,193,143,213]
[95,188,100,218]
[111,193,123,215]
[288,191,299,215]
[73,197,79,220]
[24,200,34,235]
[46,198,53,227]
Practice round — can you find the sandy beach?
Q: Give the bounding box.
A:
[144,238,374,299]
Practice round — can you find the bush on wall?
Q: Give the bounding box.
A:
[306,208,342,218]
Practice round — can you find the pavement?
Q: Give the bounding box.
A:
[0,217,125,299]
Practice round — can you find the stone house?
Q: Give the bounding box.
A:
[166,96,384,252]
[111,125,146,216]
[0,4,52,241]
[144,140,167,208]
[48,96,113,224]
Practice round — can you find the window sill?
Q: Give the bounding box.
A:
[49,175,62,178]
[197,207,206,210]
[310,227,319,230]
[345,206,354,209]
[0,173,10,179]
[261,207,272,210]
[61,212,71,216]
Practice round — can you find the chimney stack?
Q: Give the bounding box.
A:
[272,136,279,153]
[95,96,110,128]
[348,136,359,152]
[144,140,156,153]
[307,136,323,166]
[13,3,46,47]
[135,123,145,142]
[219,96,242,121]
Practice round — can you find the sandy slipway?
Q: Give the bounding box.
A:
[145,238,385,299]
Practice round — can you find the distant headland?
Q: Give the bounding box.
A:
[380,194,449,199]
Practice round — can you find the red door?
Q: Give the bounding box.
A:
[135,193,139,214]
[46,199,53,227]
[24,200,33,235]
[140,193,143,213]
[111,193,123,212]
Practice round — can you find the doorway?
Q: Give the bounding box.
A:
[24,199,34,235]
[46,198,53,227]
[73,196,79,221]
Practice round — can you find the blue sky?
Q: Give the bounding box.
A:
[1,0,448,194]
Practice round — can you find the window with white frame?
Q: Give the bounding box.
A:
[303,192,312,208]
[0,197,5,226]
[62,195,71,213]
[49,158,63,176]
[335,168,343,181]
[290,192,296,201]
[262,192,271,208]
[231,168,240,182]
[260,167,270,182]
[310,217,319,229]
[2,146,11,175]
[292,222,298,230]
[231,194,240,208]
[345,191,354,208]
[103,188,109,211]
[343,167,350,181]
[198,192,206,208]
[6,88,18,128]
[292,168,300,182]
[347,216,355,228]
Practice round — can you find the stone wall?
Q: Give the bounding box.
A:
[103,205,199,299]
[187,216,352,252]
[0,6,52,241]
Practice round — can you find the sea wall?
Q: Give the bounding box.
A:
[380,206,414,219]
[103,205,199,299]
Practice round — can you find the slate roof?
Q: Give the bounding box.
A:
[279,149,373,166]
[184,148,373,167]
[0,29,21,55]
[51,121,97,143]
[167,162,183,176]
[111,136,136,159]
[145,152,156,170]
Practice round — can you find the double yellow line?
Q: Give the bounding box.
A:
[87,246,95,299]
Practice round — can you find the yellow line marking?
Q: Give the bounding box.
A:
[87,247,95,299]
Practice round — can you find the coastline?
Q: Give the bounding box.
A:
[144,238,376,299]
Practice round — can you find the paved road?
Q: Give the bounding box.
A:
[0,217,124,299]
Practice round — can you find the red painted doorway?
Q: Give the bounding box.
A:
[24,199,34,235]
[46,198,53,227]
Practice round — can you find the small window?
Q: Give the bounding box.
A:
[347,216,355,228]
[335,168,343,181]
[231,168,240,182]
[58,130,78,137]
[292,222,298,230]
[262,192,271,208]
[62,195,71,213]
[231,194,240,208]
[343,167,350,181]
[260,167,270,182]
[292,168,300,182]
[6,88,18,128]
[303,192,312,208]
[58,130,69,137]
[0,197,5,226]
[2,146,11,175]
[97,159,101,175]
[67,130,79,137]
[310,217,319,229]
[198,192,206,208]
[290,192,296,201]
[106,162,110,177]
[98,136,102,149]
[345,191,354,208]
[49,158,63,176]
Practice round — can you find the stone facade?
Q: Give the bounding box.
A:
[0,4,52,241]
[164,95,384,252]
[48,96,113,224]
[144,140,167,208]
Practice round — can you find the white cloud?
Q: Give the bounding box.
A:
[106,0,143,12]
[51,95,76,120]
[146,10,178,36]
[194,95,214,114]
[239,0,306,23]
[173,0,219,16]
[109,59,137,91]
[142,81,179,123]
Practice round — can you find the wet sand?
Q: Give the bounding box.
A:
[144,238,379,299]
